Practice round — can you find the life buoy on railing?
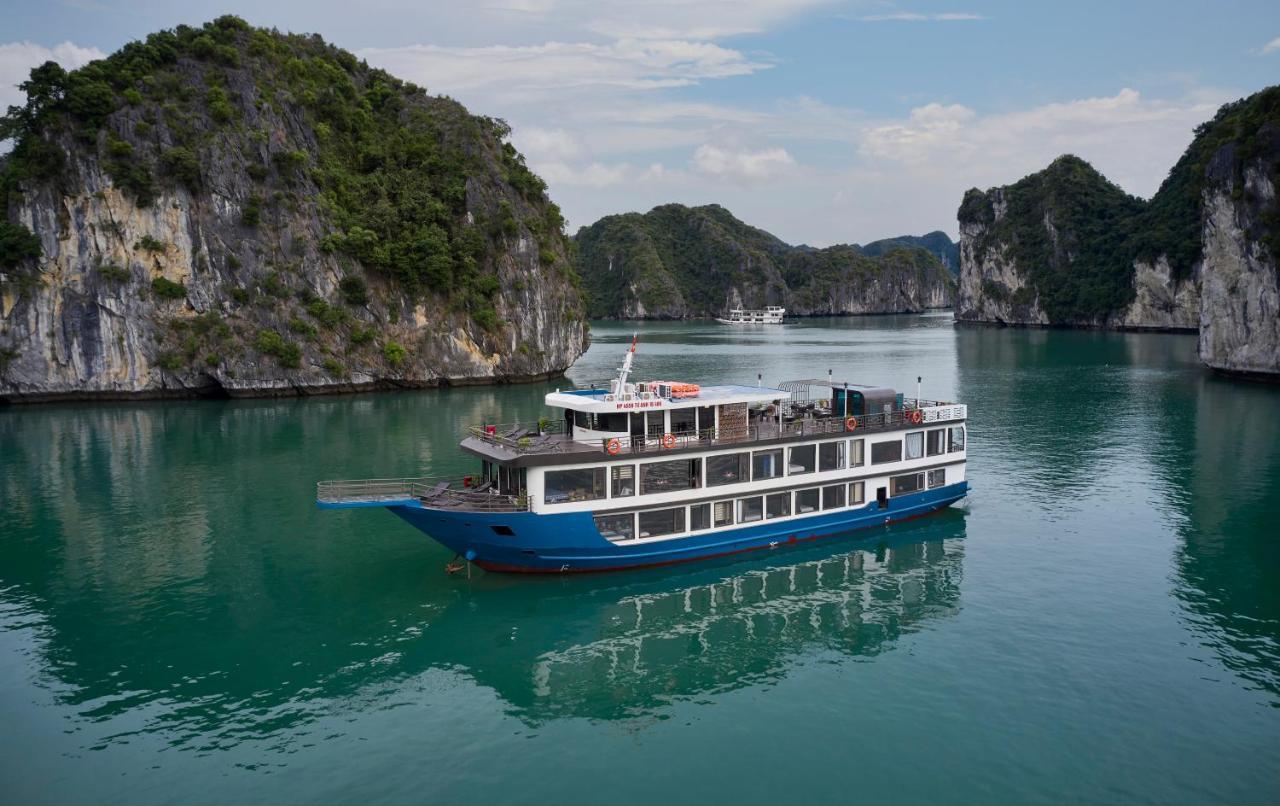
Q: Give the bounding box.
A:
[909,409,923,424]
[662,432,677,449]
[605,438,622,455]
[845,416,858,432]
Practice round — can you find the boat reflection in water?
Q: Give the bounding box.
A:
[445,513,966,721]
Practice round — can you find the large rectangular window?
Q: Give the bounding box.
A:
[766,492,791,519]
[926,429,946,457]
[595,513,634,542]
[849,481,865,505]
[788,444,816,475]
[597,413,628,432]
[928,469,946,489]
[871,440,902,465]
[707,452,749,486]
[544,467,606,503]
[819,441,845,471]
[905,431,924,460]
[823,484,846,510]
[638,507,685,538]
[949,426,966,453]
[690,503,712,531]
[752,449,784,480]
[796,488,820,513]
[611,465,635,498]
[713,500,735,527]
[850,438,865,467]
[891,473,924,496]
[669,407,697,434]
[640,458,701,495]
[738,496,764,523]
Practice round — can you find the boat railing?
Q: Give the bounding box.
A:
[463,401,965,457]
[316,476,530,511]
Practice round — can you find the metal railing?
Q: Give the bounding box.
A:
[463,400,966,457]
[316,476,530,512]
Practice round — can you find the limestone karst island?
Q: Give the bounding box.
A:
[2,7,1279,806]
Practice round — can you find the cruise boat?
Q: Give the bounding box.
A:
[316,341,969,573]
[717,306,785,324]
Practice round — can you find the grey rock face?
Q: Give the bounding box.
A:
[1198,165,1280,375]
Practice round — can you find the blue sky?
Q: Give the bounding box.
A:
[3,1,1279,244]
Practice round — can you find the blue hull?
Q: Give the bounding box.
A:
[337,482,968,573]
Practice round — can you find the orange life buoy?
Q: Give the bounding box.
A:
[909,409,923,424]
[605,438,621,455]
[845,416,858,432]
[662,432,677,449]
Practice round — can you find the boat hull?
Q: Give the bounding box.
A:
[375,481,969,573]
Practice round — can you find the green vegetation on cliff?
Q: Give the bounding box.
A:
[0,15,575,327]
[859,231,959,274]
[575,204,954,319]
[959,86,1280,323]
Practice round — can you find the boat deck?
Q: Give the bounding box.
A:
[316,477,528,512]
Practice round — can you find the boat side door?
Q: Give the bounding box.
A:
[877,486,888,509]
[630,413,646,446]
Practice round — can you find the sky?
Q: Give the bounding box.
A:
[2,0,1279,246]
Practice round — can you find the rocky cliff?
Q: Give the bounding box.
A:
[0,17,587,402]
[956,86,1280,375]
[574,204,954,319]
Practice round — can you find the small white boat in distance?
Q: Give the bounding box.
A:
[717,306,786,325]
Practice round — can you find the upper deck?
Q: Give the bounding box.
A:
[462,396,967,467]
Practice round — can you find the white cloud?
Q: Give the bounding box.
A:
[855,12,984,22]
[0,40,105,111]
[692,144,796,181]
[1261,36,1280,54]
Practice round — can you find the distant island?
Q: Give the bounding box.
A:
[574,203,956,320]
[957,86,1279,377]
[0,16,587,402]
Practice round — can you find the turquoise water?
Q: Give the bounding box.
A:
[2,313,1279,804]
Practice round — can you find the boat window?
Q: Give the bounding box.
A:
[690,503,712,531]
[738,496,764,523]
[891,473,924,496]
[544,467,606,504]
[871,440,902,464]
[646,411,665,438]
[670,408,697,434]
[713,500,735,527]
[926,429,946,457]
[788,444,816,475]
[707,453,749,486]
[819,441,845,471]
[574,409,592,429]
[640,458,702,494]
[849,481,865,505]
[766,492,791,519]
[949,426,966,453]
[611,465,635,498]
[752,448,784,480]
[905,431,924,460]
[697,406,715,433]
[796,488,820,514]
[850,438,865,467]
[823,484,846,510]
[597,413,628,432]
[595,513,634,542]
[639,507,685,538]
[928,469,946,489]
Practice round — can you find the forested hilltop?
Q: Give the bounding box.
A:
[0,16,586,401]
[956,85,1279,375]
[859,231,958,274]
[574,203,954,319]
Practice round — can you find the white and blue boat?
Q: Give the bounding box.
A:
[317,341,969,573]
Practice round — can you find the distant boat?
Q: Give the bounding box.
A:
[717,306,786,325]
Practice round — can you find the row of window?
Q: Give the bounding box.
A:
[594,481,870,542]
[544,426,964,505]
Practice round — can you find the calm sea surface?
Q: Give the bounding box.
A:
[3,313,1279,804]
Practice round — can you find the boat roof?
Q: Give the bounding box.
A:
[545,384,787,413]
